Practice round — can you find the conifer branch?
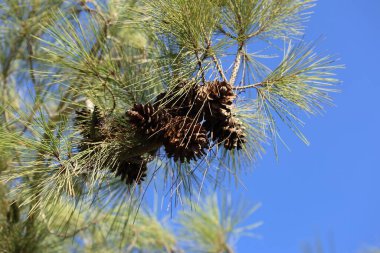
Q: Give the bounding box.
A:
[217,25,236,39]
[0,1,339,251]
[233,81,264,90]
[229,43,244,86]
[212,54,227,82]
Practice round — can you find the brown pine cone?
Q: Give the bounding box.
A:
[163,116,209,163]
[126,103,171,138]
[195,80,236,119]
[218,117,247,150]
[155,81,198,117]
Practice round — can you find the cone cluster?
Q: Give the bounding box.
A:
[126,102,209,163]
[158,80,246,150]
[75,80,247,184]
[196,81,246,150]
[75,107,147,185]
[126,80,247,163]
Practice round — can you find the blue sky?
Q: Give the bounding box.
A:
[236,1,380,252]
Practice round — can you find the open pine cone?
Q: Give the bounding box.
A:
[216,116,247,150]
[196,80,236,119]
[193,81,246,150]
[203,113,247,150]
[126,103,171,138]
[163,116,209,163]
[75,79,243,175]
[155,81,198,117]
[155,80,236,122]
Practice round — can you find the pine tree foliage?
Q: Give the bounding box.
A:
[0,0,340,252]
[178,195,262,253]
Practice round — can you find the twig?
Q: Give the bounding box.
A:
[81,1,107,22]
[217,25,236,39]
[26,38,37,89]
[41,210,105,239]
[247,26,265,39]
[225,244,235,253]
[21,37,52,134]
[229,43,244,86]
[232,81,263,90]
[1,79,9,130]
[233,75,289,90]
[212,54,227,82]
[195,40,211,83]
[195,51,206,84]
[1,32,27,130]
[119,141,162,161]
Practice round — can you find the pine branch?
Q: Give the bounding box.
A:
[212,54,227,82]
[229,43,244,85]
[217,25,236,39]
[233,81,262,90]
[0,2,341,251]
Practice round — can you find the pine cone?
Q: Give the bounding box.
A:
[217,117,247,150]
[126,103,171,138]
[193,81,246,150]
[163,116,209,163]
[155,80,236,122]
[75,106,104,150]
[196,80,236,119]
[110,158,148,185]
[155,81,198,117]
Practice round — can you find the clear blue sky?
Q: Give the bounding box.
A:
[236,1,380,252]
